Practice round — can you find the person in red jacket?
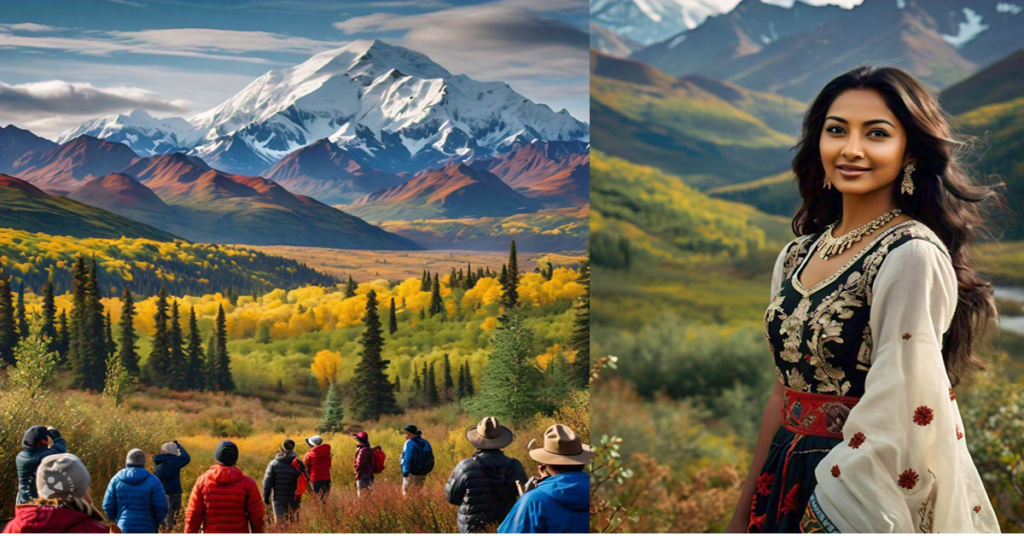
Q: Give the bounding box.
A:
[353,432,374,497]
[4,453,111,534]
[184,441,265,534]
[303,435,332,498]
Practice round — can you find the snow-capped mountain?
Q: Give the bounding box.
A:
[57,109,193,157]
[60,39,589,176]
[591,0,735,46]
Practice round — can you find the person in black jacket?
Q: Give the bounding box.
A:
[262,439,309,524]
[445,417,528,533]
[153,440,190,529]
[15,425,68,505]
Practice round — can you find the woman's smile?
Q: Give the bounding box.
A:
[836,164,871,178]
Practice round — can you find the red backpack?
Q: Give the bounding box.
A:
[371,446,386,474]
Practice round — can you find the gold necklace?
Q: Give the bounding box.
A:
[818,208,902,260]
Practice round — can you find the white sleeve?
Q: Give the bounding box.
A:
[808,240,1000,533]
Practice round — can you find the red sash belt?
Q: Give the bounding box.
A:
[781,388,860,439]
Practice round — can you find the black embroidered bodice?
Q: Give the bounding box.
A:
[764,220,948,397]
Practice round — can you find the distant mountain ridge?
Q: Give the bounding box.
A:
[59,39,589,176]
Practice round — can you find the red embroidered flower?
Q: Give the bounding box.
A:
[913,406,934,426]
[974,505,981,513]
[949,387,956,401]
[804,353,812,363]
[848,432,865,449]
[956,424,964,440]
[898,469,920,490]
[831,465,841,478]
[756,472,774,496]
[748,513,766,532]
[781,484,802,514]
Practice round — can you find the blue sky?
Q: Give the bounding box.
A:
[0,0,590,140]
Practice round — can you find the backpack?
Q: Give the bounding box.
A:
[408,439,434,476]
[290,458,308,500]
[371,447,386,474]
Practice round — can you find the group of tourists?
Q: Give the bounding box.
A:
[3,420,588,533]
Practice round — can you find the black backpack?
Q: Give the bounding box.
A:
[408,439,435,476]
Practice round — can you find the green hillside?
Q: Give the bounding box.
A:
[707,171,801,218]
[0,174,178,242]
[0,229,338,297]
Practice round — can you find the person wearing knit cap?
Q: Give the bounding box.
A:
[303,435,332,498]
[262,439,310,523]
[184,441,265,533]
[352,432,375,497]
[15,425,67,505]
[102,448,168,533]
[4,453,110,533]
[153,440,190,528]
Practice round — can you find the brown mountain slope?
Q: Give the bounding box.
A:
[469,142,589,207]
[261,139,407,205]
[6,135,139,195]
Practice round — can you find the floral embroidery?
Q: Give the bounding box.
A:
[831,465,840,478]
[949,387,956,401]
[898,469,920,490]
[756,472,774,496]
[902,332,912,340]
[848,432,865,449]
[855,325,872,372]
[786,368,810,392]
[917,492,936,533]
[956,424,963,440]
[974,505,981,513]
[913,406,934,426]
[782,236,814,280]
[781,484,802,514]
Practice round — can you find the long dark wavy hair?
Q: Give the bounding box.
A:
[790,65,1005,387]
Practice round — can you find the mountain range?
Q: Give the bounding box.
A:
[624,0,1024,102]
[59,39,589,176]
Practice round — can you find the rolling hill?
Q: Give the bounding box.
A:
[4,135,140,195]
[68,172,179,230]
[0,125,58,173]
[468,141,590,208]
[342,163,542,222]
[591,49,802,189]
[0,174,178,242]
[707,171,801,219]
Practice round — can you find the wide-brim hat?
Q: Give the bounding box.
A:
[529,424,590,465]
[466,417,514,449]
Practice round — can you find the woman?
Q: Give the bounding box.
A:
[4,453,112,533]
[725,65,1002,533]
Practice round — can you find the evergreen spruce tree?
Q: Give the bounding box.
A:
[345,275,357,298]
[388,297,398,335]
[211,305,234,392]
[104,311,115,358]
[16,287,29,340]
[442,353,454,401]
[116,286,140,376]
[0,267,17,367]
[467,309,542,425]
[145,287,171,387]
[349,290,399,421]
[395,373,401,393]
[412,365,422,398]
[466,263,475,289]
[502,240,520,309]
[80,259,108,390]
[317,381,345,433]
[56,310,69,363]
[204,335,216,391]
[426,361,439,405]
[256,321,271,344]
[456,362,466,400]
[498,265,508,307]
[66,257,89,375]
[168,301,186,390]
[185,308,205,390]
[544,350,573,407]
[421,271,431,292]
[420,361,429,402]
[464,363,475,397]
[568,256,591,388]
[41,280,58,355]
[420,308,425,320]
[429,273,443,316]
[449,267,458,287]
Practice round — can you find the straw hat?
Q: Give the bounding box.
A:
[465,416,514,449]
[529,424,590,465]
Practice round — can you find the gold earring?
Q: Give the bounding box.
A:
[901,163,915,195]
[823,175,832,190]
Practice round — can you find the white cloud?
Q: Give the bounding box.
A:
[0,23,63,32]
[0,80,190,114]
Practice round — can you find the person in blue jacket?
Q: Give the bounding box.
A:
[16,425,68,505]
[102,448,169,534]
[498,424,589,534]
[400,424,433,496]
[153,440,190,528]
